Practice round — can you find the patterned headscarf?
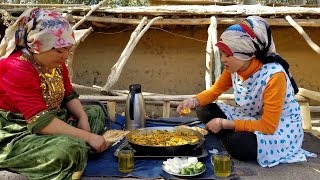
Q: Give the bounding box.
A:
[216,16,299,94]
[216,16,275,61]
[0,8,75,59]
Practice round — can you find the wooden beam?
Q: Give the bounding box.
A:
[3,5,320,16]
[299,101,312,129]
[0,3,84,7]
[310,106,320,113]
[100,17,148,94]
[72,0,108,30]
[149,0,237,5]
[72,83,101,94]
[285,15,320,54]
[79,94,307,102]
[101,16,163,93]
[163,101,171,118]
[72,16,320,27]
[106,101,116,121]
[212,17,221,82]
[298,88,320,102]
[205,16,214,90]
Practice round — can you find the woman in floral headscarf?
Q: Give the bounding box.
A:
[0,8,111,179]
[177,16,316,167]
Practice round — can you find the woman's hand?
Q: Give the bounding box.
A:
[87,134,111,153]
[176,98,199,114]
[77,116,91,132]
[205,118,224,133]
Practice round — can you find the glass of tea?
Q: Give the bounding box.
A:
[118,149,134,173]
[213,151,231,177]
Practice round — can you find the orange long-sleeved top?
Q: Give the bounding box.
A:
[195,58,287,134]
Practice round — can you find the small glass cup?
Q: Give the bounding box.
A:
[212,151,231,177]
[118,149,134,173]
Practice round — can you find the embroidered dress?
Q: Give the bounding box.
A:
[0,8,106,179]
[217,63,316,167]
[0,51,106,179]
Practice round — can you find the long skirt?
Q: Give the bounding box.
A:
[0,105,106,180]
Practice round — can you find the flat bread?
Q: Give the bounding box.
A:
[103,130,130,143]
[176,125,208,135]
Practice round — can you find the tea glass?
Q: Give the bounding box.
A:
[212,151,231,177]
[118,149,134,173]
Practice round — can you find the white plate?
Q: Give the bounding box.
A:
[162,164,206,177]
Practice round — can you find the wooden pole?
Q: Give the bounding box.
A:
[101,16,163,94]
[72,83,101,94]
[72,0,108,30]
[211,16,221,82]
[79,94,307,102]
[106,101,116,121]
[285,15,320,54]
[298,88,320,102]
[100,17,147,94]
[205,17,214,90]
[0,3,83,7]
[72,16,320,27]
[163,101,171,118]
[299,101,312,129]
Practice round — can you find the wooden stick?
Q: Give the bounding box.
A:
[148,0,237,5]
[100,17,147,94]
[285,15,320,54]
[106,101,116,121]
[298,88,320,102]
[72,0,108,30]
[310,106,320,113]
[4,5,320,16]
[72,16,320,27]
[111,89,167,96]
[211,16,221,82]
[79,94,307,102]
[163,101,171,118]
[72,83,101,94]
[0,3,84,7]
[101,16,163,94]
[299,101,312,129]
[205,16,214,90]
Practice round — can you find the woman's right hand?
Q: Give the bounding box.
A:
[87,134,110,153]
[176,98,199,114]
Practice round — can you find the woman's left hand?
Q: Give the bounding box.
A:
[77,117,91,132]
[205,118,223,133]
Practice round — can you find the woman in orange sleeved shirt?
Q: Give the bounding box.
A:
[177,16,316,167]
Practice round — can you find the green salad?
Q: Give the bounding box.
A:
[180,162,205,175]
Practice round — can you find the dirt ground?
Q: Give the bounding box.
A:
[73,25,320,96]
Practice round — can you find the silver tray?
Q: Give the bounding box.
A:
[114,140,208,158]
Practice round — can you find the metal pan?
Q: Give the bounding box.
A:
[125,126,205,156]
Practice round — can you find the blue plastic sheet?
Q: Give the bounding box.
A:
[84,115,237,179]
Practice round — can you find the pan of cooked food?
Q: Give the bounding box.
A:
[125,126,205,156]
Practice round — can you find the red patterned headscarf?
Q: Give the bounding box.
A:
[0,8,75,59]
[216,16,299,94]
[216,16,276,61]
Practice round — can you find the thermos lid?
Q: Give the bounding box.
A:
[129,84,142,93]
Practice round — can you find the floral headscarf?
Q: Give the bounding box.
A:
[216,16,275,61]
[0,8,75,59]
